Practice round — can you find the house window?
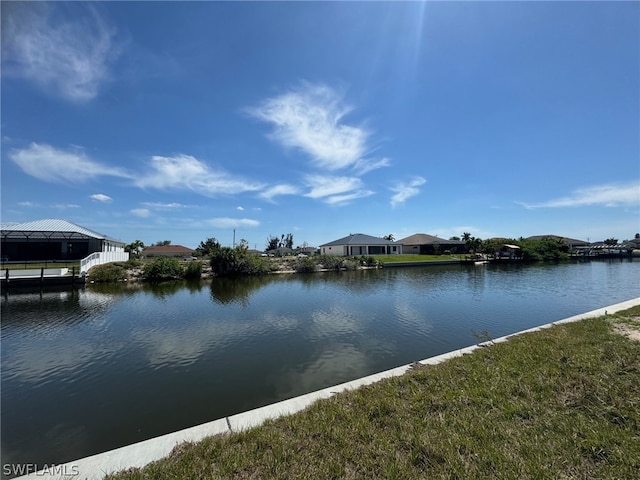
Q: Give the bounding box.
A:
[392,246,397,252]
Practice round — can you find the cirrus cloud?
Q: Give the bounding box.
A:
[2,3,119,102]
[248,82,387,174]
[205,218,260,228]
[259,184,302,202]
[390,176,426,208]
[518,182,640,209]
[135,155,264,197]
[304,174,374,205]
[9,143,131,183]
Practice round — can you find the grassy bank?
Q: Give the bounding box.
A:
[107,307,640,480]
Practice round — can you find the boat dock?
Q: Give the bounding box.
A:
[1,267,86,290]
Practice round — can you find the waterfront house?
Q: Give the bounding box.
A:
[319,234,402,256]
[397,233,466,255]
[1,218,126,262]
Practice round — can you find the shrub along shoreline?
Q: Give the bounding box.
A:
[87,251,382,283]
[105,305,640,480]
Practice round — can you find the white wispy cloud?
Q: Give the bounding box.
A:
[519,182,640,209]
[249,82,387,173]
[135,155,264,196]
[19,200,81,210]
[90,193,112,203]
[323,190,375,206]
[259,184,302,202]
[141,202,188,209]
[2,3,118,102]
[304,174,373,205]
[54,204,80,209]
[205,218,260,228]
[9,143,131,183]
[390,176,426,207]
[130,208,151,218]
[236,206,244,211]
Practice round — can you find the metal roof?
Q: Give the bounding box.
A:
[1,219,124,244]
[320,233,400,247]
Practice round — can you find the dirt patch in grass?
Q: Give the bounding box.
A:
[611,316,640,341]
[610,305,640,342]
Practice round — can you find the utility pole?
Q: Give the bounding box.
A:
[233,229,236,248]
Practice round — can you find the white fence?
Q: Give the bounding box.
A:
[80,251,130,274]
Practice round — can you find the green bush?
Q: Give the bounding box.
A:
[88,263,128,282]
[296,257,318,273]
[124,258,142,268]
[359,255,377,267]
[518,237,570,262]
[341,259,358,270]
[317,254,344,270]
[143,257,183,281]
[210,247,272,276]
[184,261,203,279]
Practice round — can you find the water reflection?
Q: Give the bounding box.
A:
[209,275,272,305]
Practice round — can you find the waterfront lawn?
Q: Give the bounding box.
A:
[106,308,640,480]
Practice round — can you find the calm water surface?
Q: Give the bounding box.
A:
[2,260,639,471]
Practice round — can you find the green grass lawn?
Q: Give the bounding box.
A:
[373,254,462,263]
[105,305,640,479]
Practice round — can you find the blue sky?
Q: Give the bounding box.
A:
[2,1,639,249]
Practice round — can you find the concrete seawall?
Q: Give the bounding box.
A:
[15,297,640,480]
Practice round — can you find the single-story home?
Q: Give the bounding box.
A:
[1,218,126,261]
[397,233,466,255]
[142,245,196,258]
[319,234,402,256]
[295,246,318,256]
[266,247,294,257]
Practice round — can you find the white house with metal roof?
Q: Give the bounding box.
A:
[319,233,402,256]
[1,219,128,273]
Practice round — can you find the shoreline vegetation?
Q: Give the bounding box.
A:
[105,305,640,480]
[87,235,626,283]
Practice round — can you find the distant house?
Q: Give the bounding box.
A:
[295,246,318,256]
[142,245,196,258]
[266,247,294,257]
[319,234,402,256]
[397,233,466,255]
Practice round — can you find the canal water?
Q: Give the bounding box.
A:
[1,260,639,471]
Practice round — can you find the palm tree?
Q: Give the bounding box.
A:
[383,234,395,241]
[125,240,145,257]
